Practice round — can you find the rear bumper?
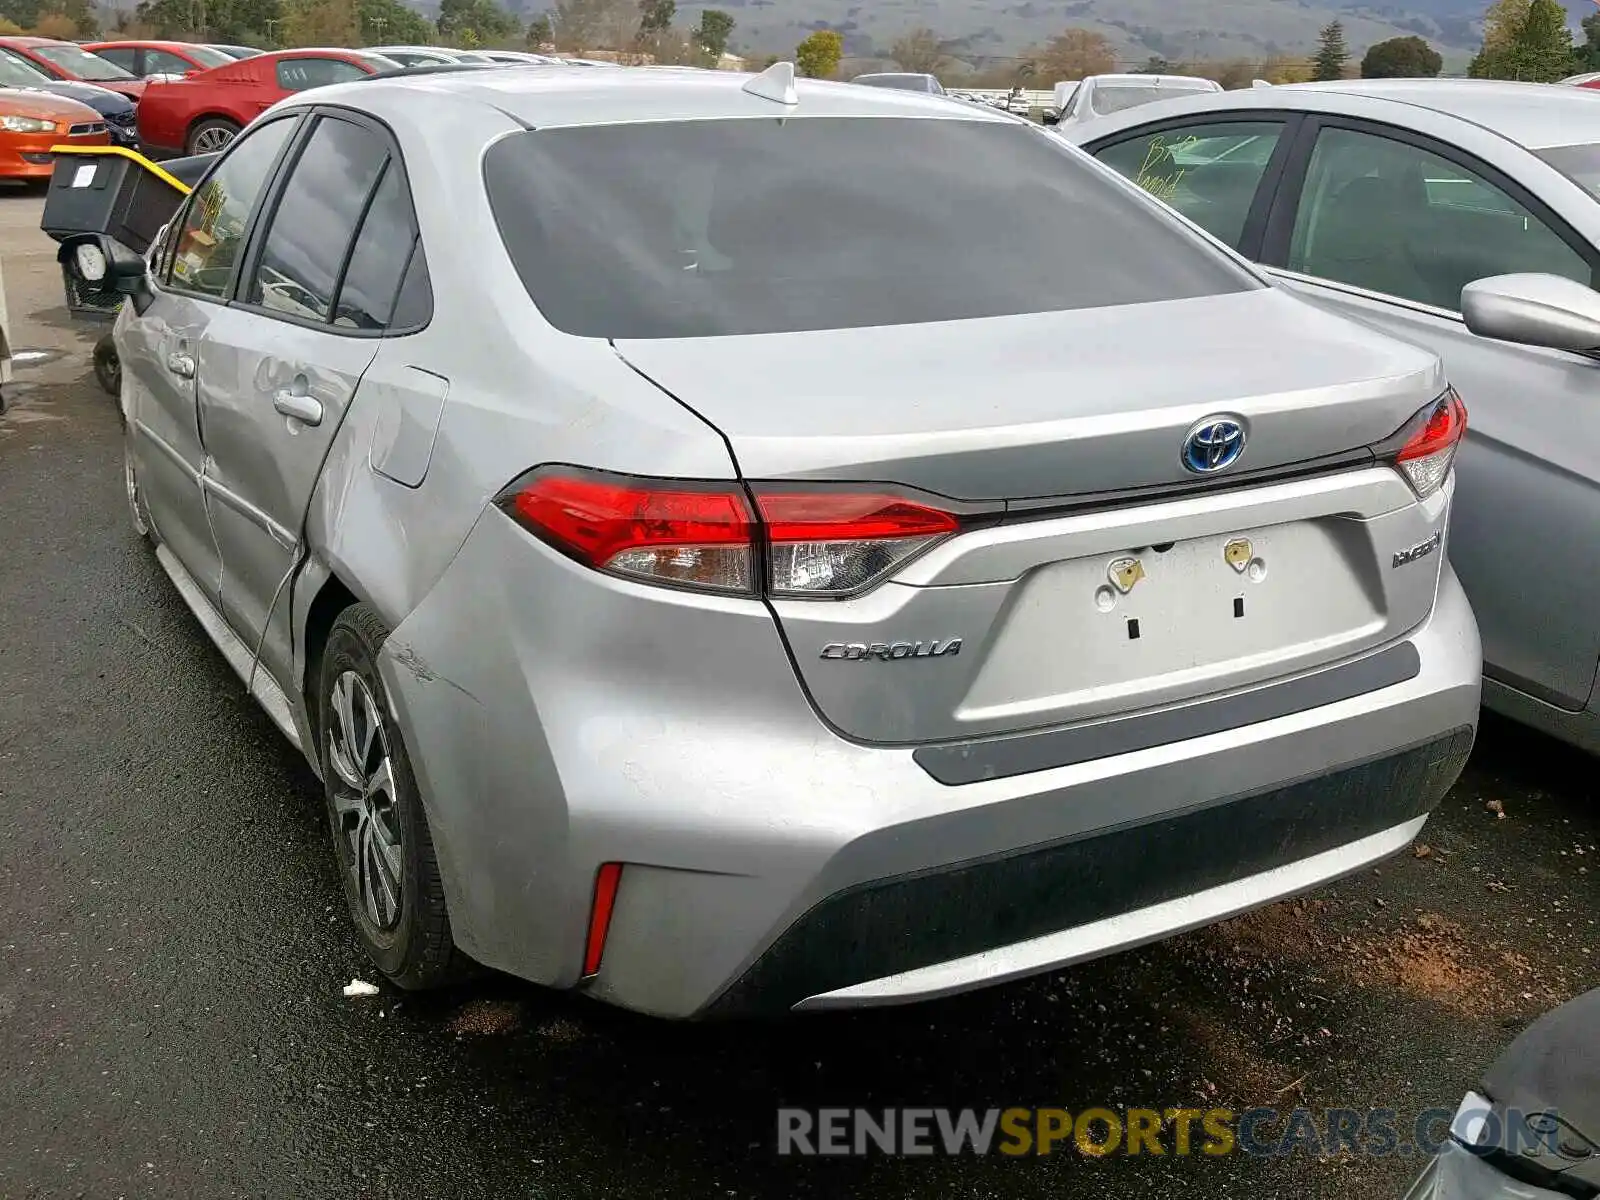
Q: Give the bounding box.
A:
[380,512,1480,1020]
[716,729,1468,1014]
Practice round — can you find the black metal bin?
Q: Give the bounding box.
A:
[41,146,190,257]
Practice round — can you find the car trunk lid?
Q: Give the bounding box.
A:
[616,287,1450,748]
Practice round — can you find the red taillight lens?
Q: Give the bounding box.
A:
[755,490,960,597]
[499,469,963,598]
[1394,387,1468,498]
[502,468,755,593]
[582,861,623,979]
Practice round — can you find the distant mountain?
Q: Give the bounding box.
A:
[632,0,1596,68]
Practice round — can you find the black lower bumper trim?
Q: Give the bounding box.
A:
[705,726,1474,1016]
[915,643,1421,786]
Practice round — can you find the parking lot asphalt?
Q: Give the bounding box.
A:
[1,190,1597,1200]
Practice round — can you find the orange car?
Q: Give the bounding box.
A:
[0,88,108,181]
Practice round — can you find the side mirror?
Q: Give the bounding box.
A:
[62,233,152,315]
[1042,111,1060,125]
[1461,273,1600,354]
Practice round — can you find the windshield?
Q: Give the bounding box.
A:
[1091,83,1211,116]
[183,44,235,68]
[0,52,49,85]
[32,43,134,80]
[1536,143,1600,197]
[484,117,1256,339]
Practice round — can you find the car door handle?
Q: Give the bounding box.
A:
[273,390,323,426]
[166,351,195,378]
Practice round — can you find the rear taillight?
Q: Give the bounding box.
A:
[1393,387,1467,499]
[502,468,754,593]
[497,467,962,598]
[756,490,959,597]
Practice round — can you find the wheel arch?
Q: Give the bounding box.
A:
[298,563,361,755]
[184,109,244,143]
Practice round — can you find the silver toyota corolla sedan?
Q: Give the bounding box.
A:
[79,63,1480,1018]
[1061,79,1600,756]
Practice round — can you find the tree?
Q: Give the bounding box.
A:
[438,0,517,43]
[1577,9,1600,71]
[794,27,841,77]
[1469,0,1529,75]
[526,10,551,45]
[551,0,633,49]
[693,7,732,59]
[891,26,946,74]
[1136,54,1170,73]
[636,0,670,34]
[1031,27,1114,81]
[1471,0,1574,79]
[1508,0,1575,79]
[1260,54,1312,83]
[1311,19,1349,80]
[32,10,76,35]
[1361,34,1442,77]
[359,0,432,45]
[282,0,357,45]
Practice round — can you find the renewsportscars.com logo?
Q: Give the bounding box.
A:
[775,1105,1562,1158]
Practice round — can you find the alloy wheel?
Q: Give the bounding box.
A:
[123,440,148,537]
[327,670,404,931]
[192,125,235,153]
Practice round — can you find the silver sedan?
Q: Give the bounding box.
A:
[1063,79,1600,756]
[76,64,1478,1017]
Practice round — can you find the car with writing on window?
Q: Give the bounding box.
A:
[0,36,145,101]
[1063,78,1600,756]
[85,40,237,80]
[0,46,136,144]
[135,47,401,155]
[76,62,1478,1018]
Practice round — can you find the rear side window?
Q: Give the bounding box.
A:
[1094,121,1285,248]
[276,56,369,91]
[246,116,386,321]
[94,46,137,72]
[484,117,1257,339]
[333,162,427,330]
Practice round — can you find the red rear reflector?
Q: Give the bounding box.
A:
[582,861,624,979]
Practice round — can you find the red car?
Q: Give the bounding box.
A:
[0,36,146,101]
[84,39,238,79]
[136,47,400,155]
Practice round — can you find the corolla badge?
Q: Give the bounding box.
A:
[1182,416,1247,474]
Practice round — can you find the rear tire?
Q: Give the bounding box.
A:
[320,603,463,990]
[186,117,239,155]
[93,335,120,400]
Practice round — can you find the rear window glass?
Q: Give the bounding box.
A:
[1090,83,1212,116]
[34,43,134,80]
[184,44,234,68]
[484,117,1257,339]
[1536,142,1600,197]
